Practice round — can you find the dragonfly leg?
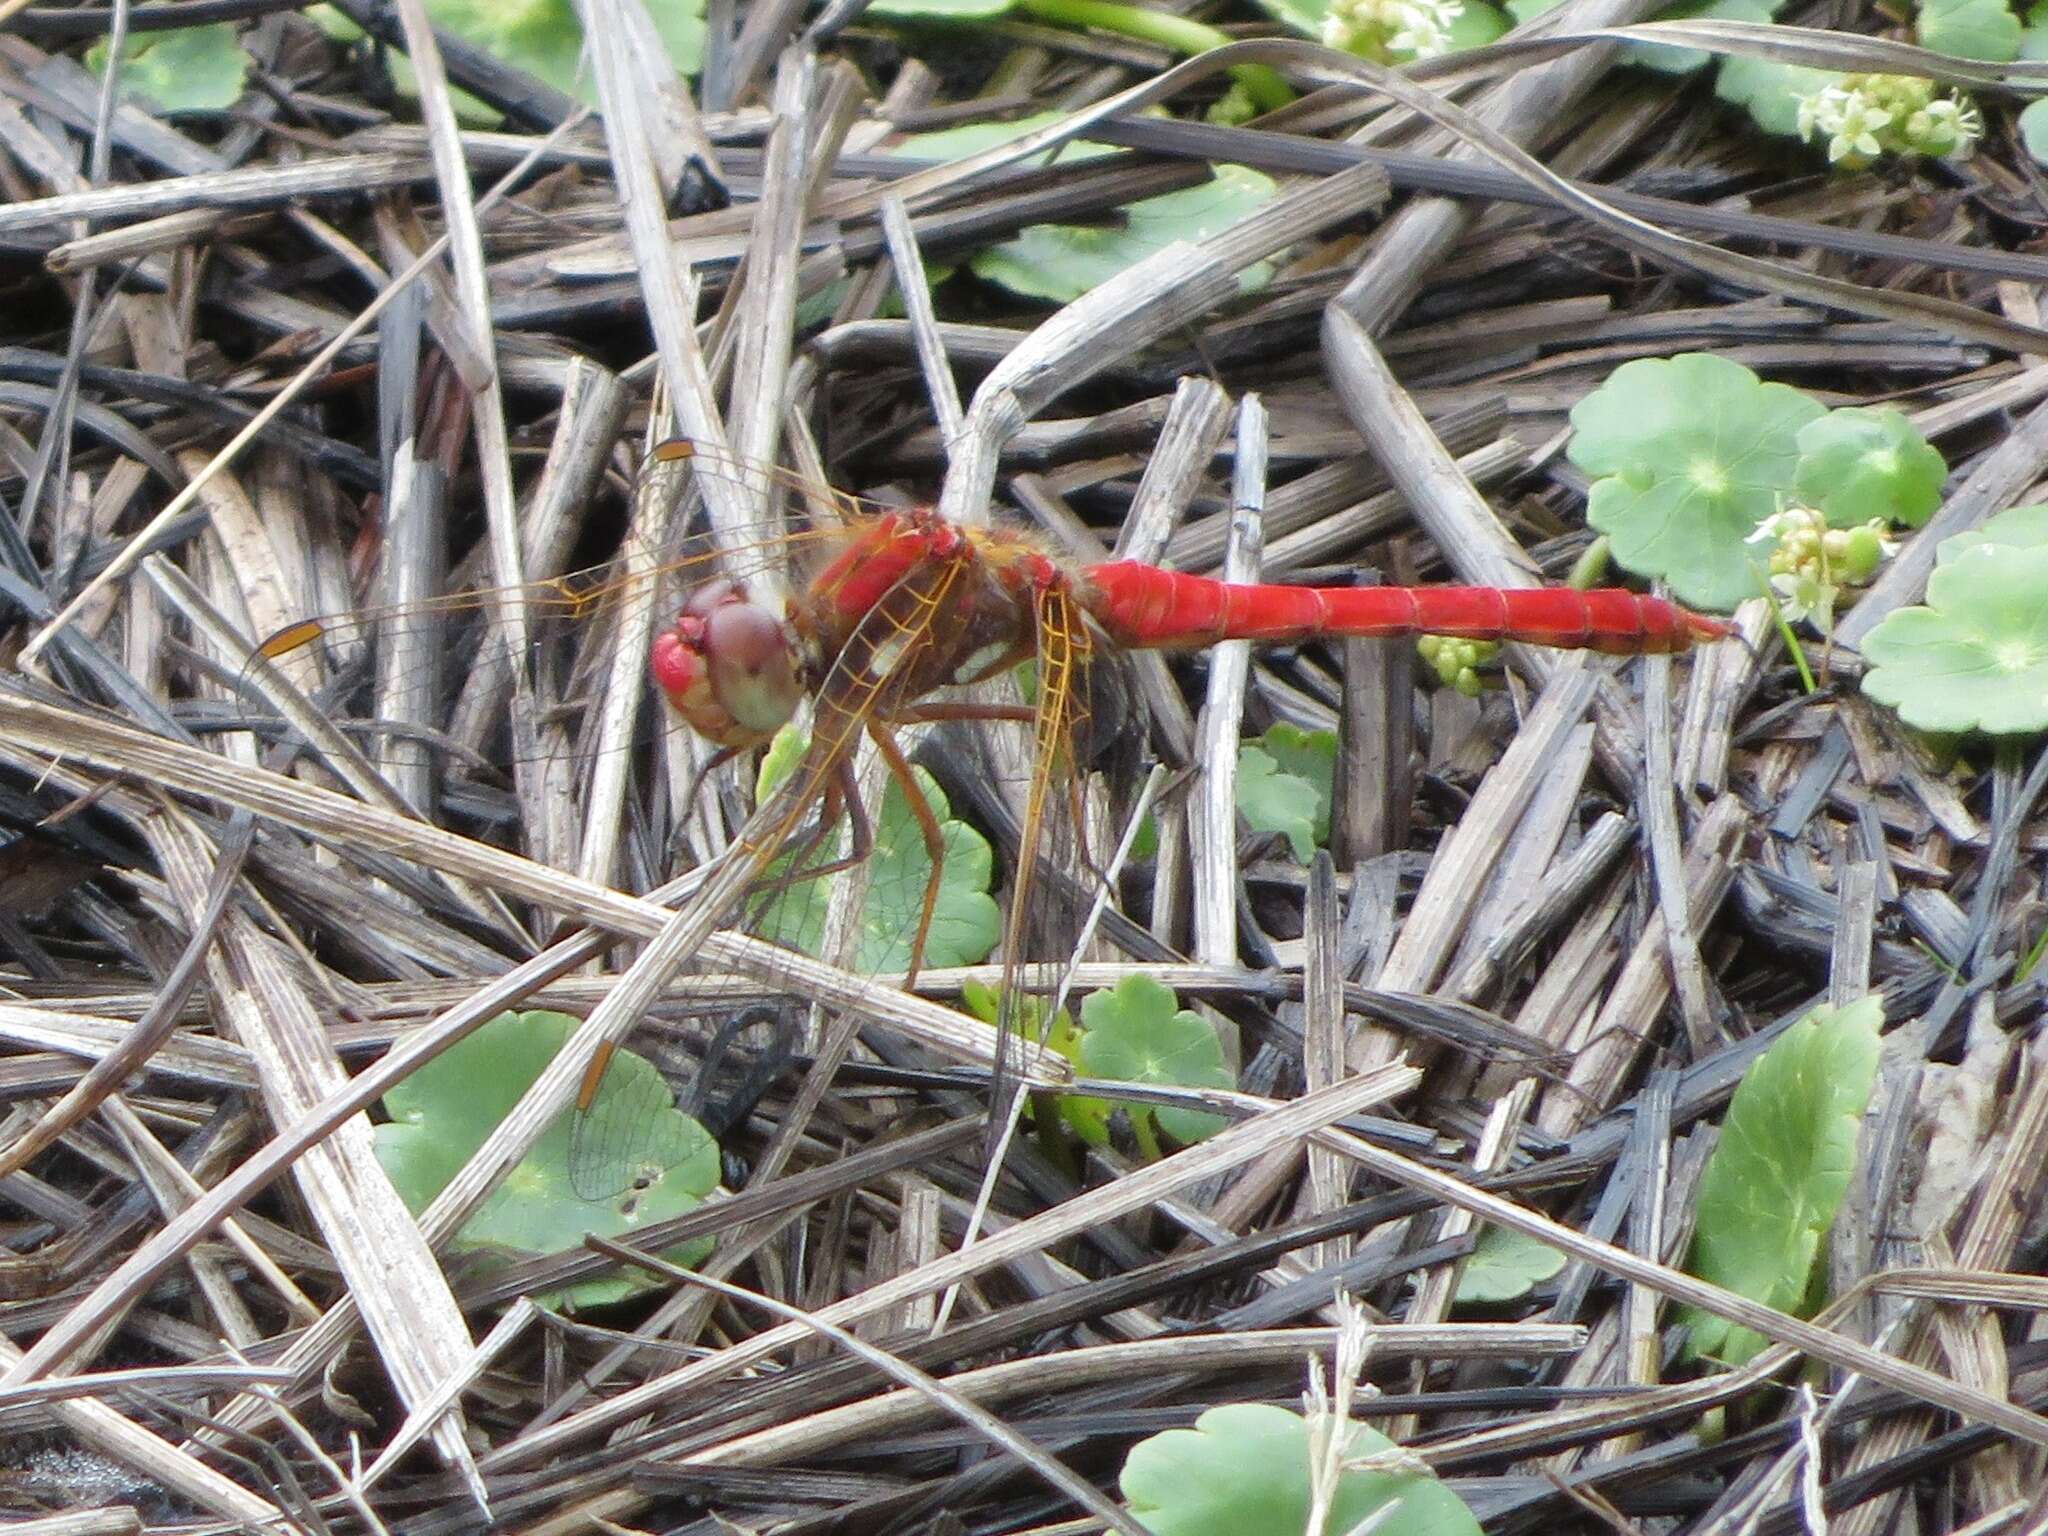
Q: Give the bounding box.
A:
[677,743,747,827]
[748,758,875,902]
[889,702,1037,727]
[866,720,944,986]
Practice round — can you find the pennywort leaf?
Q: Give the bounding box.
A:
[1918,0,2021,59]
[1861,543,2048,734]
[1078,975,1234,1149]
[754,725,1001,971]
[891,117,1278,302]
[1678,996,1883,1366]
[1569,353,1825,610]
[1455,1225,1568,1305]
[1237,748,1320,861]
[88,23,248,113]
[1792,407,1946,528]
[375,1011,719,1312]
[1121,1403,1481,1536]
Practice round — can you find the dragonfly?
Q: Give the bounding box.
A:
[249,438,1734,1198]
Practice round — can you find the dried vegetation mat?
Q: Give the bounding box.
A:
[3,0,2048,1533]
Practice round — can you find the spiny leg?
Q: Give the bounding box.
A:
[745,756,875,924]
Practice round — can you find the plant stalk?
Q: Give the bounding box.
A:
[1013,0,1294,111]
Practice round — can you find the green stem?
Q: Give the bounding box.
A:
[1014,0,1294,112]
[1751,561,1817,696]
[1132,1109,1164,1163]
[1566,535,1611,591]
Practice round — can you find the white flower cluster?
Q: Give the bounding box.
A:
[1795,74,1983,167]
[1321,0,1463,62]
[1748,505,1897,627]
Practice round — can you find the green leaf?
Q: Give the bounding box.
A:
[1937,503,2048,561]
[753,725,1001,971]
[1629,0,1774,73]
[87,23,248,113]
[1236,723,1335,858]
[322,0,703,121]
[892,118,1276,302]
[1121,1403,1482,1536]
[892,112,1123,167]
[1569,353,1825,610]
[1678,996,1884,1366]
[1511,0,1772,64]
[1918,0,2021,58]
[1442,2,1513,47]
[375,1011,719,1311]
[1715,54,1843,136]
[1078,975,1234,1147]
[1860,543,2048,734]
[963,981,1113,1144]
[1792,407,1946,529]
[970,164,1279,304]
[1454,1225,1568,1304]
[1245,0,1324,33]
[2021,98,2048,163]
[1236,748,1319,861]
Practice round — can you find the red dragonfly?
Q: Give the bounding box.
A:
[648,442,1732,963]
[252,439,1732,1197]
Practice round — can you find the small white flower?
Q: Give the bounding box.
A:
[1748,509,1807,545]
[1322,0,1461,59]
[1771,569,1838,626]
[1795,76,1982,165]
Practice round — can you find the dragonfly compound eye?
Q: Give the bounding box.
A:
[652,584,803,746]
[703,600,803,736]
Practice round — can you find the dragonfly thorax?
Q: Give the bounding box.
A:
[651,579,805,747]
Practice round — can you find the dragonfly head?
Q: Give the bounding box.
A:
[652,580,803,747]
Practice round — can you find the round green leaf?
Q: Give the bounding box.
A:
[1938,503,2048,562]
[327,0,703,121]
[2021,98,2048,163]
[375,1010,720,1311]
[87,23,248,113]
[1454,1225,1568,1305]
[1792,407,1946,529]
[1078,975,1234,1146]
[1121,1403,1481,1536]
[1443,2,1512,46]
[892,119,1282,303]
[754,725,1000,972]
[963,981,1113,1144]
[1569,353,1825,610]
[1244,0,1323,34]
[1678,997,1884,1367]
[1257,723,1336,849]
[1860,543,2048,734]
[968,164,1279,304]
[1236,747,1319,861]
[894,113,1120,167]
[1715,54,1843,136]
[1918,0,2021,59]
[1629,0,1774,73]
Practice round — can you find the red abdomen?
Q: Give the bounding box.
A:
[1081,563,1734,655]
